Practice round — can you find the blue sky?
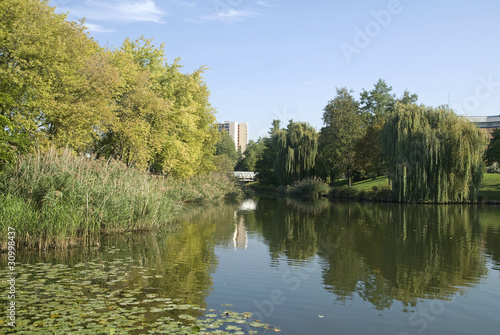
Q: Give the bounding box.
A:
[50,0,500,140]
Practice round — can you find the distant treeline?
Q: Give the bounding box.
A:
[238,80,494,203]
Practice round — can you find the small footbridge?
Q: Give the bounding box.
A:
[233,171,258,182]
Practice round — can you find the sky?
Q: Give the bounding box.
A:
[50,0,500,140]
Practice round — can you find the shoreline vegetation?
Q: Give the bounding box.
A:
[250,174,500,204]
[0,148,246,251]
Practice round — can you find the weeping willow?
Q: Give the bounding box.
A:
[381,104,488,203]
[271,121,318,185]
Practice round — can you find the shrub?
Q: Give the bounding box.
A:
[285,177,330,199]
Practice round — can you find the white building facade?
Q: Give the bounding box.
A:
[217,121,248,153]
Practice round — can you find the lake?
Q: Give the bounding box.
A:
[2,198,500,334]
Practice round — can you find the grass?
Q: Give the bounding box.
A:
[478,173,500,201]
[0,148,244,250]
[331,174,500,203]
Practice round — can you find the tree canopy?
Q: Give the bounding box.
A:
[318,88,365,186]
[381,104,488,203]
[1,0,220,178]
[486,129,500,166]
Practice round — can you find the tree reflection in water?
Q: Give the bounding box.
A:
[246,199,493,310]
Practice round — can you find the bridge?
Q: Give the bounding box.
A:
[233,171,258,182]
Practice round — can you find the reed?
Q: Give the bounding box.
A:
[0,148,243,250]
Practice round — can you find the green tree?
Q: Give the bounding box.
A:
[0,0,118,152]
[95,37,219,176]
[319,88,365,187]
[486,129,500,166]
[397,90,419,105]
[213,131,238,172]
[270,120,318,185]
[236,138,266,171]
[354,87,419,179]
[381,104,488,203]
[0,115,30,167]
[254,137,275,185]
[353,121,385,178]
[360,79,396,124]
[215,131,238,162]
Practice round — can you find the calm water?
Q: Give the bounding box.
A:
[3,199,500,334]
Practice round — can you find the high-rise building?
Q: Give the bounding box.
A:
[217,121,248,153]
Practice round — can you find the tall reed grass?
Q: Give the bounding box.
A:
[0,148,243,249]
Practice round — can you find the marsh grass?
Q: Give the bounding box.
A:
[0,148,243,250]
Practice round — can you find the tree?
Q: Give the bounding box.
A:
[354,86,419,179]
[0,0,118,152]
[360,79,396,124]
[215,131,238,163]
[397,90,419,105]
[269,120,318,186]
[236,138,266,171]
[213,131,238,172]
[318,88,365,187]
[0,115,30,167]
[353,121,385,178]
[381,104,489,203]
[486,129,500,166]
[95,37,220,176]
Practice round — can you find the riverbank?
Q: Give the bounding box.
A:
[248,174,500,204]
[0,148,245,250]
[330,174,500,204]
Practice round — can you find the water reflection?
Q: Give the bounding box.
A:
[246,200,495,310]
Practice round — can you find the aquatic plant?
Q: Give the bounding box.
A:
[0,249,273,334]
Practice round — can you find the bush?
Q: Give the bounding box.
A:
[284,177,330,199]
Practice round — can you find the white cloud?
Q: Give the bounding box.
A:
[255,1,275,8]
[203,9,259,21]
[83,22,115,33]
[62,0,167,24]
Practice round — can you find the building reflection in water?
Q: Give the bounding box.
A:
[230,199,257,251]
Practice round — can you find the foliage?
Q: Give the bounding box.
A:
[213,131,238,172]
[381,104,488,203]
[485,129,500,165]
[216,131,238,161]
[1,2,219,177]
[0,0,118,152]
[271,120,319,185]
[318,88,365,186]
[283,177,330,199]
[353,82,418,179]
[254,136,275,185]
[0,115,30,166]
[237,138,267,171]
[353,121,385,178]
[360,79,396,124]
[96,38,219,176]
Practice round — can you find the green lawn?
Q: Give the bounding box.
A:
[333,173,500,201]
[252,173,500,202]
[479,173,500,201]
[331,176,389,191]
